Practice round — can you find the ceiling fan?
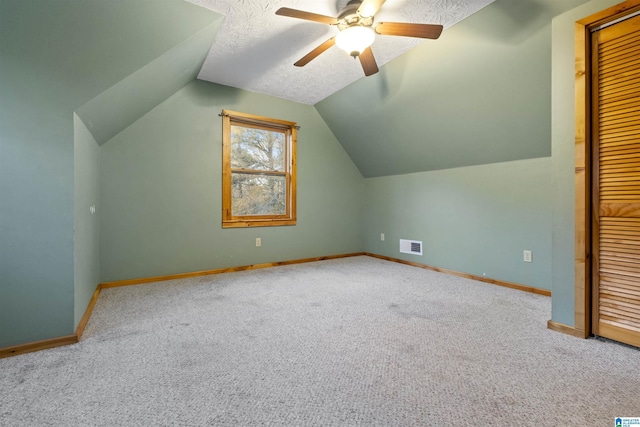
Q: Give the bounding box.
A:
[276,0,443,76]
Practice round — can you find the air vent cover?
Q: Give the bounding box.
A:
[399,239,423,256]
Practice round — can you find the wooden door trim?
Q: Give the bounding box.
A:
[574,0,640,338]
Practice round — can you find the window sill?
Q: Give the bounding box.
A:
[222,219,296,228]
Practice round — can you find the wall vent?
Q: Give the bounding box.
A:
[399,239,422,256]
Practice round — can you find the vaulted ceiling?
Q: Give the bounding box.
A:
[4,0,590,177]
[315,0,592,176]
[186,0,496,104]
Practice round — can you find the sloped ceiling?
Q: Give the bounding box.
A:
[315,0,591,177]
[9,0,590,178]
[77,18,223,145]
[188,0,496,105]
[0,0,221,146]
[2,0,221,111]
[70,2,223,145]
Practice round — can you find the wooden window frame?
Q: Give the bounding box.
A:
[573,0,640,338]
[221,110,297,228]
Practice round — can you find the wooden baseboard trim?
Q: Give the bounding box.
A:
[547,320,589,338]
[1,252,550,358]
[1,253,365,359]
[75,286,102,339]
[365,253,552,297]
[100,252,366,289]
[0,334,78,359]
[0,283,102,359]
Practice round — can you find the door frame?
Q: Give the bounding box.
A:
[574,0,640,338]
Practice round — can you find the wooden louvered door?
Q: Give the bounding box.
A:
[592,13,640,348]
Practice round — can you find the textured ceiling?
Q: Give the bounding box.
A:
[187,0,495,105]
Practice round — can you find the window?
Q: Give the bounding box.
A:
[221,110,297,228]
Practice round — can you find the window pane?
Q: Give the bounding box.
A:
[232,173,286,216]
[231,125,285,171]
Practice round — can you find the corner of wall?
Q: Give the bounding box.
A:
[549,0,621,327]
[73,113,101,328]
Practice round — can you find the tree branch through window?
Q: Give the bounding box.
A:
[222,110,297,228]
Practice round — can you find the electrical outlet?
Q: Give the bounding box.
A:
[523,250,532,263]
[256,238,261,247]
[381,233,385,241]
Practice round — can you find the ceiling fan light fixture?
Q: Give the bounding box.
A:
[358,4,377,19]
[335,26,375,57]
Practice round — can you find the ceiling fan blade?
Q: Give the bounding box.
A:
[375,22,443,39]
[276,7,338,25]
[357,0,387,18]
[359,47,379,76]
[294,37,336,67]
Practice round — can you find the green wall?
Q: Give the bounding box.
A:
[76,19,223,145]
[100,80,365,282]
[1,1,77,347]
[364,158,552,290]
[315,0,587,177]
[550,0,620,326]
[2,0,622,349]
[0,0,221,348]
[315,0,607,325]
[317,0,590,298]
[73,114,101,325]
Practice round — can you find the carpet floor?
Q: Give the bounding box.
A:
[1,256,638,426]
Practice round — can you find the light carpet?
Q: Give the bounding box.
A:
[1,256,638,426]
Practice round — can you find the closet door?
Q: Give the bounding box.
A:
[592,14,640,347]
